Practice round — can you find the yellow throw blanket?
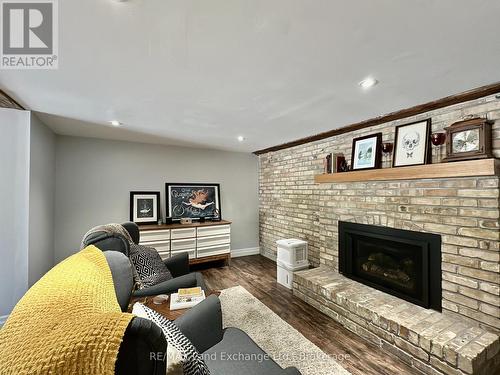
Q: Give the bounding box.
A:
[0,246,134,375]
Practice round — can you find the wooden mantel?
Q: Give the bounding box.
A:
[315,159,500,183]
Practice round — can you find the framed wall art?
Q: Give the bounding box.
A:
[130,191,161,225]
[393,119,431,167]
[351,133,382,170]
[165,183,221,221]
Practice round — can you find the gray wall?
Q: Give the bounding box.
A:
[28,114,56,286]
[54,136,259,262]
[0,108,30,322]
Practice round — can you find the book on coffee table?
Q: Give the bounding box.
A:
[178,287,203,298]
[170,290,206,311]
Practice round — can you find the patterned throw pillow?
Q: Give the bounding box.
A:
[129,244,173,289]
[132,303,211,375]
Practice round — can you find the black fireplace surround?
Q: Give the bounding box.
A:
[339,222,441,311]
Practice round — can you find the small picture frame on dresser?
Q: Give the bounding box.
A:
[130,191,161,225]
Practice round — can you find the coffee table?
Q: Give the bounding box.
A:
[128,290,221,320]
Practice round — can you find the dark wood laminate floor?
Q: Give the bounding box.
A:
[195,255,419,375]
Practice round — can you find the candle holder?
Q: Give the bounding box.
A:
[382,142,393,167]
[431,132,446,161]
[431,132,446,146]
[382,142,393,154]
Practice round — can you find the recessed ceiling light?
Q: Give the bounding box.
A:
[359,77,379,89]
[110,120,122,127]
[237,136,245,142]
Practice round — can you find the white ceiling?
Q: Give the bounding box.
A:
[2,0,500,152]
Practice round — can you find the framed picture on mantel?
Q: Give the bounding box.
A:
[351,133,382,170]
[393,119,431,167]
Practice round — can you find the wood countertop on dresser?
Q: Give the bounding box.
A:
[138,220,232,231]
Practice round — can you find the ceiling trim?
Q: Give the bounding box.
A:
[0,89,24,110]
[253,81,500,155]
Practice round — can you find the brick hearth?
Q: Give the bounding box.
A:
[293,268,500,375]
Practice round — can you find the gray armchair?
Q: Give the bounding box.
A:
[175,296,302,375]
[104,250,301,375]
[104,251,167,375]
[82,222,207,297]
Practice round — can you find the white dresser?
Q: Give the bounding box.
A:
[139,220,231,265]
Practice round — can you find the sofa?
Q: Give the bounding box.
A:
[105,250,301,375]
[82,222,207,297]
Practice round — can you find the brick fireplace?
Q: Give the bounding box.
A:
[259,93,500,332]
[258,94,500,374]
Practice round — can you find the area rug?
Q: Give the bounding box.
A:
[219,286,350,375]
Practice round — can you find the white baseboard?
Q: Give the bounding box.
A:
[0,315,8,327]
[231,247,261,258]
[261,252,277,262]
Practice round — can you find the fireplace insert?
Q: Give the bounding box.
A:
[339,221,441,311]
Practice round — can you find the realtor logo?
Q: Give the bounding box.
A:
[1,0,58,69]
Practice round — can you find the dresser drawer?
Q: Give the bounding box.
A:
[197,243,231,258]
[197,224,231,238]
[196,234,230,248]
[171,238,197,251]
[140,229,170,242]
[171,227,196,239]
[172,249,196,260]
[141,240,170,253]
